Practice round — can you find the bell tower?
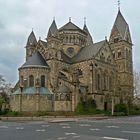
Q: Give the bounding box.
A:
[109,9,133,104]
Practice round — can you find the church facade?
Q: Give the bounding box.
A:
[11,10,133,112]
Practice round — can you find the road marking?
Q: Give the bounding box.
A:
[57,137,66,139]
[0,126,8,128]
[36,129,46,132]
[90,128,100,131]
[79,124,91,127]
[65,132,76,135]
[122,131,140,134]
[73,135,80,138]
[103,137,128,140]
[62,126,71,128]
[16,127,24,130]
[41,125,49,127]
[106,126,119,128]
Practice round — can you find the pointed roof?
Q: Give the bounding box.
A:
[20,51,49,68]
[113,10,129,40]
[48,20,58,36]
[83,24,93,44]
[59,21,86,34]
[71,40,106,63]
[26,31,37,46]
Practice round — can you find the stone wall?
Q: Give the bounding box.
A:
[54,101,72,111]
[10,94,53,112]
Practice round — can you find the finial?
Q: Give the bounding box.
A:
[39,36,41,40]
[32,28,34,32]
[69,17,71,22]
[105,36,107,41]
[118,0,120,10]
[84,17,86,25]
[53,16,55,21]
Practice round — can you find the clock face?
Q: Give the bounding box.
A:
[66,47,74,54]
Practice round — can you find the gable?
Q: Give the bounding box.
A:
[95,43,115,65]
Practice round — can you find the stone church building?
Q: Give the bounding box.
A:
[11,10,133,112]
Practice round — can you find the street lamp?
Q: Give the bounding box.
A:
[90,63,94,95]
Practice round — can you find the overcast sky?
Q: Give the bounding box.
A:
[0,0,139,85]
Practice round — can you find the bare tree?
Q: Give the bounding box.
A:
[0,75,11,111]
[134,71,140,98]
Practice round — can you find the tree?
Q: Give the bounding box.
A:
[0,75,11,112]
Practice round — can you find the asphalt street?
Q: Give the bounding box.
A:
[0,116,140,140]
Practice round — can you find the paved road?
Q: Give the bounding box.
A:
[0,116,140,140]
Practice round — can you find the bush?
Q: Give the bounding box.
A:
[6,111,19,116]
[129,105,140,115]
[75,98,104,115]
[114,103,128,115]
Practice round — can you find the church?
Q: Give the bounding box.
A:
[10,9,133,112]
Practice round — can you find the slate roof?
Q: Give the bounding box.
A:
[59,21,86,34]
[13,87,53,95]
[48,20,58,36]
[20,51,49,68]
[61,51,72,63]
[113,10,129,40]
[38,40,48,48]
[71,40,106,63]
[27,31,37,46]
[83,24,93,45]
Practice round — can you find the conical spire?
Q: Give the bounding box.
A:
[47,19,58,37]
[112,10,131,42]
[21,51,49,68]
[83,24,93,45]
[26,31,37,46]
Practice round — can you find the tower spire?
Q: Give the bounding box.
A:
[118,0,120,11]
[69,17,71,22]
[84,17,86,25]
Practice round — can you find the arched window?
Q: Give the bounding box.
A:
[29,75,34,87]
[118,50,121,58]
[41,75,45,87]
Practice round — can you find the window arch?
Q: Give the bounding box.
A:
[118,50,122,58]
[29,75,34,87]
[41,75,45,87]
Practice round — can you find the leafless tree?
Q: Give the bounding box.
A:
[134,71,140,98]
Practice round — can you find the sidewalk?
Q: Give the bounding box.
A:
[0,115,109,122]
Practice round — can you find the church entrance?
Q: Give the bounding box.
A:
[104,102,107,111]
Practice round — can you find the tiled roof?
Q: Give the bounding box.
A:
[21,52,49,68]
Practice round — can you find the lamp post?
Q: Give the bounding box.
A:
[90,63,94,95]
[111,70,117,116]
[19,85,23,112]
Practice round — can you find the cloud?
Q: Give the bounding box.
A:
[0,0,140,85]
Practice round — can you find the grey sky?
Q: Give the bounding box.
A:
[0,0,139,85]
